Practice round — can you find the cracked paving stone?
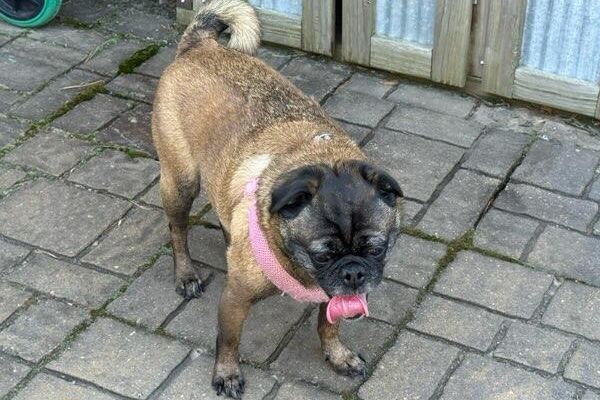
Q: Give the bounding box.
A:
[10,69,105,120]
[97,103,156,158]
[435,251,553,318]
[493,321,572,374]
[105,9,177,41]
[69,149,159,198]
[166,273,309,363]
[136,45,177,77]
[0,299,87,362]
[339,72,398,99]
[338,121,371,145]
[48,318,189,399]
[388,82,476,118]
[540,120,600,152]
[0,353,30,398]
[564,342,600,390]
[6,251,125,308]
[542,281,600,341]
[418,169,500,241]
[463,128,531,178]
[271,313,394,393]
[0,166,26,192]
[0,282,31,323]
[27,25,108,53]
[280,56,352,103]
[359,331,459,400]
[364,128,464,202]
[324,90,394,128]
[402,199,423,225]
[385,235,447,288]
[367,280,418,324]
[106,73,158,103]
[386,106,482,148]
[512,138,600,196]
[255,46,296,70]
[107,255,204,330]
[474,209,539,259]
[188,225,227,271]
[82,207,168,275]
[0,116,27,148]
[80,39,148,76]
[440,354,576,400]
[3,130,95,176]
[0,179,130,256]
[52,93,132,134]
[496,183,598,231]
[13,373,119,400]
[408,296,505,351]
[0,239,29,273]
[528,226,600,286]
[275,382,340,400]
[158,350,276,400]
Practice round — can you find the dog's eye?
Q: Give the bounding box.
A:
[312,252,332,264]
[367,246,385,258]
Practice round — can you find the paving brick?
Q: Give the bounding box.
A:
[10,69,105,120]
[48,318,189,399]
[52,94,132,134]
[324,90,394,128]
[6,252,124,308]
[158,351,276,400]
[543,281,600,341]
[364,128,464,202]
[528,226,600,286]
[565,342,600,389]
[0,282,30,323]
[0,22,23,37]
[0,116,27,148]
[13,373,119,400]
[69,149,159,198]
[82,207,168,275]
[388,83,476,118]
[493,322,572,373]
[408,296,505,351]
[136,45,177,77]
[435,251,552,318]
[0,353,30,398]
[386,106,482,148]
[105,9,177,41]
[272,314,394,392]
[541,120,600,151]
[275,382,339,400]
[403,199,423,225]
[0,240,29,273]
[107,256,192,329]
[80,39,147,76]
[368,280,418,324]
[59,0,116,23]
[463,129,531,177]
[0,179,130,256]
[166,274,308,363]
[359,331,459,400]
[255,46,295,70]
[280,56,352,102]
[418,170,500,240]
[470,104,545,134]
[0,89,23,114]
[496,183,597,231]
[584,391,600,400]
[385,235,446,288]
[513,138,600,196]
[27,25,108,53]
[0,38,85,91]
[96,103,156,157]
[4,131,94,176]
[339,72,398,99]
[0,166,26,192]
[106,73,158,103]
[0,299,87,362]
[441,355,576,400]
[474,209,539,259]
[590,177,600,201]
[189,225,228,270]
[338,121,371,145]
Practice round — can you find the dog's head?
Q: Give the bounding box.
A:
[270,160,403,297]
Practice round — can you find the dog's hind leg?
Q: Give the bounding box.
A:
[160,165,203,299]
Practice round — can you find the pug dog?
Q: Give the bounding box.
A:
[152,0,404,398]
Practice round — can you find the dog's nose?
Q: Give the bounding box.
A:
[341,264,366,290]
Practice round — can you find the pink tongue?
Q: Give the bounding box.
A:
[326,293,369,324]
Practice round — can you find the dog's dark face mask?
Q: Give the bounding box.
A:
[270,161,403,297]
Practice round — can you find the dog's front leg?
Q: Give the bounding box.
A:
[212,280,251,399]
[317,303,367,377]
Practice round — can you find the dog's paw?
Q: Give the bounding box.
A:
[175,273,203,299]
[212,372,245,399]
[326,349,367,378]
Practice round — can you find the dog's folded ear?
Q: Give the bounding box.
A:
[270,166,324,219]
[358,162,403,206]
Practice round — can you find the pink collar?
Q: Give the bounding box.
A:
[245,177,329,303]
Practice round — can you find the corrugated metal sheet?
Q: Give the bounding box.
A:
[375,0,436,47]
[248,0,301,16]
[521,0,600,82]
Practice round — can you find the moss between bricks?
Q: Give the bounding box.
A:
[118,43,161,74]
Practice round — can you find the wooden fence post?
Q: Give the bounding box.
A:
[341,0,375,66]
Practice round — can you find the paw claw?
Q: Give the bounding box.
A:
[175,276,203,299]
[212,374,244,399]
[327,350,367,378]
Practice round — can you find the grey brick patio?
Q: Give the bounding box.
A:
[1,1,600,399]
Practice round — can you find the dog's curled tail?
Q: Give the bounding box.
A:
[178,0,260,56]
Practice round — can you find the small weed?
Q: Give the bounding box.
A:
[118,43,161,74]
